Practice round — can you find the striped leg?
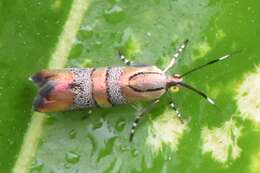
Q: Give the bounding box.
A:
[169,101,183,123]
[129,99,159,141]
[118,51,135,66]
[163,39,189,73]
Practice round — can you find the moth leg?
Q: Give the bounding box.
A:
[169,101,183,123]
[118,51,149,67]
[129,99,159,141]
[163,39,189,73]
[118,50,135,66]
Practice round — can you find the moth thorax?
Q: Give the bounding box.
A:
[128,72,167,92]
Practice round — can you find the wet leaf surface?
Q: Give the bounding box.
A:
[1,0,260,173]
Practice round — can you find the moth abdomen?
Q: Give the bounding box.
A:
[31,69,75,112]
[31,66,168,112]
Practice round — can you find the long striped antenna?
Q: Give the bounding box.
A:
[179,50,241,78]
[179,54,230,77]
[178,82,215,105]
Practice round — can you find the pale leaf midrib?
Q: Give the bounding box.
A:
[12,0,91,173]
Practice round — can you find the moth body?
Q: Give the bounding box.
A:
[31,66,176,112]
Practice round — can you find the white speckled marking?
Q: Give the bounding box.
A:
[69,68,96,108]
[201,119,242,163]
[146,109,188,153]
[107,67,127,105]
[236,65,260,123]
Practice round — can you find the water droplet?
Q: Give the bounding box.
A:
[64,162,71,169]
[78,25,94,40]
[120,144,130,151]
[103,158,117,172]
[65,151,80,164]
[115,119,126,132]
[88,110,93,114]
[69,129,77,139]
[92,121,103,130]
[104,5,124,24]
[69,43,83,59]
[8,139,14,145]
[97,137,117,162]
[146,32,152,37]
[85,134,97,155]
[131,149,139,157]
[45,116,56,126]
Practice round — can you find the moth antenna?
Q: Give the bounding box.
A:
[178,82,215,105]
[180,50,241,78]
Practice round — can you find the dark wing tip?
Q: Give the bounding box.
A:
[30,70,55,87]
[30,72,47,87]
[32,95,44,112]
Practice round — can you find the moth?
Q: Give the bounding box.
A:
[30,40,231,141]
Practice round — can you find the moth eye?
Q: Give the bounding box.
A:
[170,86,179,93]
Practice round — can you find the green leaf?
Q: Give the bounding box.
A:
[0,0,73,172]
[1,0,260,173]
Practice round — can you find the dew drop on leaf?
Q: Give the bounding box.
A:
[69,129,77,139]
[131,148,139,157]
[120,144,130,152]
[45,116,57,126]
[69,43,83,59]
[92,120,103,130]
[78,25,94,40]
[85,133,97,155]
[104,5,124,24]
[65,151,80,164]
[115,119,126,132]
